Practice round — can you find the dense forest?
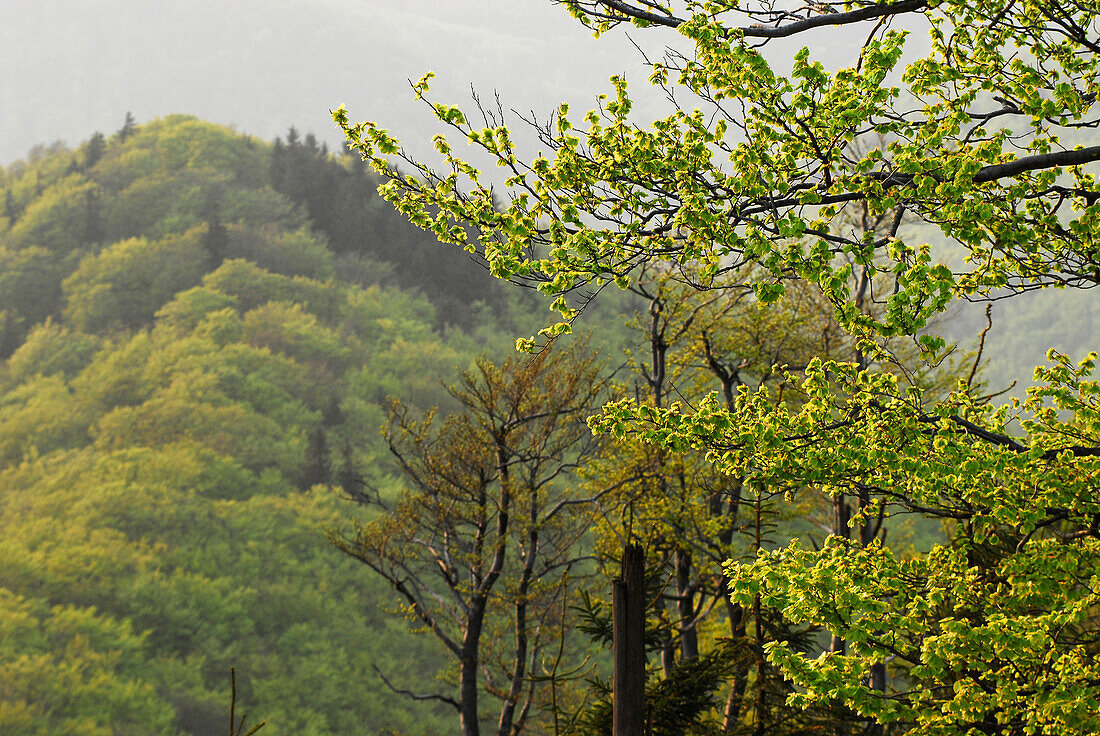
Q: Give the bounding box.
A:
[8,0,1092,731]
[0,115,573,736]
[0,115,945,736]
[1,112,1094,736]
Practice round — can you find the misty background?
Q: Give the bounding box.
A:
[5,0,1090,391]
[2,0,664,164]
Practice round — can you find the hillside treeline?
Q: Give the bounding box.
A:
[0,115,549,736]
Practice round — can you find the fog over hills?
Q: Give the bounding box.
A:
[5,0,874,164]
[2,0,669,164]
[3,0,1095,391]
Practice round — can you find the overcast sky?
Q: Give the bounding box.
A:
[2,0,685,163]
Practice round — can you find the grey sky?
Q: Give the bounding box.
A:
[1,0,673,163]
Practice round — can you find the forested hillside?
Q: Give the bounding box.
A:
[1,112,1091,736]
[0,116,550,736]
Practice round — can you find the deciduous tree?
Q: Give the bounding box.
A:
[337,1,1100,733]
[332,341,617,736]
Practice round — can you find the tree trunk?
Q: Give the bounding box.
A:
[830,493,850,655]
[614,543,646,736]
[499,511,538,736]
[676,549,699,662]
[460,598,487,736]
[719,481,747,734]
[722,598,749,733]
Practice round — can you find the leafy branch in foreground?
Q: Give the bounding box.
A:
[337,0,1100,733]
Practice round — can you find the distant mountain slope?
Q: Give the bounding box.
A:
[0,116,547,736]
[900,219,1098,399]
[0,114,529,352]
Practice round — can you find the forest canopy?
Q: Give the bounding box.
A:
[0,114,571,736]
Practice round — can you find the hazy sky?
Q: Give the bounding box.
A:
[2,0,678,163]
[3,0,1091,380]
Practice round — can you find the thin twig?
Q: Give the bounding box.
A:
[228,668,266,736]
[966,304,994,390]
[372,664,461,710]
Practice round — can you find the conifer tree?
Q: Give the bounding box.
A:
[83,132,106,170]
[116,111,137,142]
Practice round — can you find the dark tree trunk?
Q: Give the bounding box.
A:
[499,511,538,736]
[660,607,676,679]
[722,597,749,733]
[614,544,646,736]
[460,597,487,736]
[830,494,850,655]
[717,481,747,734]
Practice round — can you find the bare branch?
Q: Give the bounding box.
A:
[373,664,460,710]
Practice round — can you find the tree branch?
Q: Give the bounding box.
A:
[372,664,460,711]
[588,0,929,37]
[973,146,1100,183]
[592,0,685,27]
[740,0,928,39]
[741,145,1100,216]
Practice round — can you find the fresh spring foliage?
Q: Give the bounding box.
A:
[0,115,561,735]
[337,1,1100,734]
